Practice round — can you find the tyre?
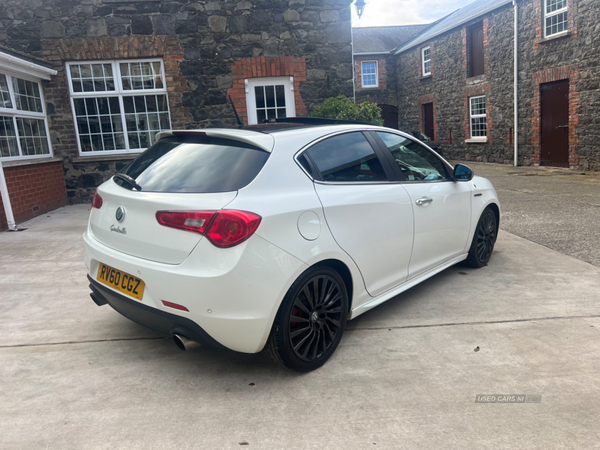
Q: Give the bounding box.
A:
[465,207,498,268]
[265,266,349,372]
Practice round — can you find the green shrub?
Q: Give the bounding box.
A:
[310,95,384,126]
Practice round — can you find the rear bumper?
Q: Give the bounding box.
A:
[83,228,307,353]
[88,275,226,349]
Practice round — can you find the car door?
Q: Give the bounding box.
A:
[300,131,414,297]
[373,131,472,278]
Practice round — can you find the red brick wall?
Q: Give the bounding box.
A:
[0,162,67,230]
[227,57,307,125]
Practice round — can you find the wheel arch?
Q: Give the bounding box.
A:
[309,259,354,313]
[486,202,501,229]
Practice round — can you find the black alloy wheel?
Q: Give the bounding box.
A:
[265,267,348,372]
[466,207,498,268]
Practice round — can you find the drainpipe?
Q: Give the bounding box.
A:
[513,0,519,167]
[0,161,18,231]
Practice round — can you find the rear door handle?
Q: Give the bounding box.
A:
[415,197,433,206]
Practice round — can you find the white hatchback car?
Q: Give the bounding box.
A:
[84,120,500,372]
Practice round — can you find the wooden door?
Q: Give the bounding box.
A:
[540,80,569,167]
[469,24,485,78]
[423,103,434,140]
[379,104,398,129]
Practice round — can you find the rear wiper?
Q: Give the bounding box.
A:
[113,173,142,191]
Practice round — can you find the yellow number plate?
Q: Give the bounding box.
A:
[97,263,145,301]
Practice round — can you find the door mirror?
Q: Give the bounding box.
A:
[453,164,473,181]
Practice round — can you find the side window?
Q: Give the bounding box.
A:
[305,132,388,182]
[376,132,448,182]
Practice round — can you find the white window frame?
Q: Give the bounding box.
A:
[360,61,378,88]
[0,69,53,162]
[421,46,431,76]
[469,95,487,140]
[66,58,171,156]
[544,0,568,38]
[245,76,296,125]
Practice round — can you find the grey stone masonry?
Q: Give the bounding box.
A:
[0,0,354,202]
[395,0,600,171]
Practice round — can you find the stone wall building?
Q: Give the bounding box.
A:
[390,0,600,170]
[0,0,354,228]
[352,25,427,128]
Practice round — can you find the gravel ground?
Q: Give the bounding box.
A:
[458,162,600,267]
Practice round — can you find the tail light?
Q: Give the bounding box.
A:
[92,189,103,209]
[156,210,261,248]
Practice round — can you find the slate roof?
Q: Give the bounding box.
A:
[394,0,514,54]
[352,24,429,54]
[0,45,54,68]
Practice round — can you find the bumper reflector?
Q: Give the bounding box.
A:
[162,300,189,312]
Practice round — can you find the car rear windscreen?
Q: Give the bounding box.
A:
[117,136,270,193]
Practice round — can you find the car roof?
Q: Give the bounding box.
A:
[156,123,386,153]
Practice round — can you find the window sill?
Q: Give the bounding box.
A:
[1,156,62,168]
[466,74,487,85]
[536,31,571,45]
[465,138,488,144]
[419,74,432,81]
[360,85,380,89]
[72,153,140,163]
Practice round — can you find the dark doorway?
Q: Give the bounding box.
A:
[422,103,434,140]
[540,80,569,167]
[379,104,398,129]
[468,23,485,78]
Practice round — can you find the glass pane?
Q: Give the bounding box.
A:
[275,85,285,108]
[255,86,265,108]
[306,132,388,182]
[470,97,486,115]
[146,95,157,112]
[91,134,103,151]
[123,96,134,114]
[92,64,104,78]
[70,65,81,79]
[257,109,266,123]
[376,132,447,181]
[265,86,275,108]
[77,117,89,134]
[74,98,87,116]
[0,116,19,158]
[277,108,286,118]
[80,135,92,152]
[15,118,50,156]
[121,61,164,91]
[267,108,276,119]
[12,78,43,113]
[73,96,125,153]
[546,0,567,14]
[0,75,13,109]
[157,95,169,112]
[80,65,92,78]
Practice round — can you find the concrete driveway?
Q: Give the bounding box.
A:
[1,205,599,449]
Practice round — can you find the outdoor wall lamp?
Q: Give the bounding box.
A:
[354,0,366,18]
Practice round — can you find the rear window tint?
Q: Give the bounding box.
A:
[118,136,269,193]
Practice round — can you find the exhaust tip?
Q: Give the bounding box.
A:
[90,292,107,307]
[173,334,200,351]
